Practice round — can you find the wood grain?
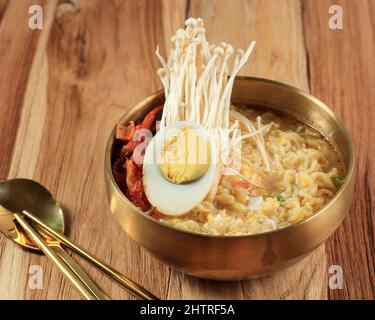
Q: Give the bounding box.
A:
[0,0,45,181]
[303,0,375,299]
[0,0,55,299]
[0,0,373,300]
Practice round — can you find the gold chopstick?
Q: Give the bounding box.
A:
[14,213,97,300]
[22,210,159,300]
[51,244,109,300]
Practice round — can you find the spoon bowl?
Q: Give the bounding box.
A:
[0,178,64,250]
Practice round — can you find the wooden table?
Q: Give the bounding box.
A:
[0,0,373,300]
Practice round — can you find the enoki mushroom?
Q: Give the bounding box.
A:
[155,17,273,197]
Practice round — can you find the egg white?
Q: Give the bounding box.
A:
[143,121,218,216]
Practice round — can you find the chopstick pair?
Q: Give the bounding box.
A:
[14,213,107,300]
[15,210,158,300]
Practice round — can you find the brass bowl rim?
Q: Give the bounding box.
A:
[105,76,355,239]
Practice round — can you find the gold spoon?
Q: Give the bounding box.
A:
[0,178,158,300]
[0,179,108,300]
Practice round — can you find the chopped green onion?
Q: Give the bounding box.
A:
[332,176,345,189]
[277,195,286,203]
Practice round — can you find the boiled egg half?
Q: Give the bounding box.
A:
[143,121,218,216]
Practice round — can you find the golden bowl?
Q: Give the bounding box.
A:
[104,77,355,280]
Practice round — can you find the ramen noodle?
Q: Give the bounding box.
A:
[156,107,345,235]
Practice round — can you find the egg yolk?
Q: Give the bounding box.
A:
[159,127,211,184]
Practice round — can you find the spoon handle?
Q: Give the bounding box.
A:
[22,210,159,300]
[14,213,97,300]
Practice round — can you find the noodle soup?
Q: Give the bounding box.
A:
[112,105,345,236]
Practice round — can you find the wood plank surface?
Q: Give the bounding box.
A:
[0,0,373,300]
[303,0,375,300]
